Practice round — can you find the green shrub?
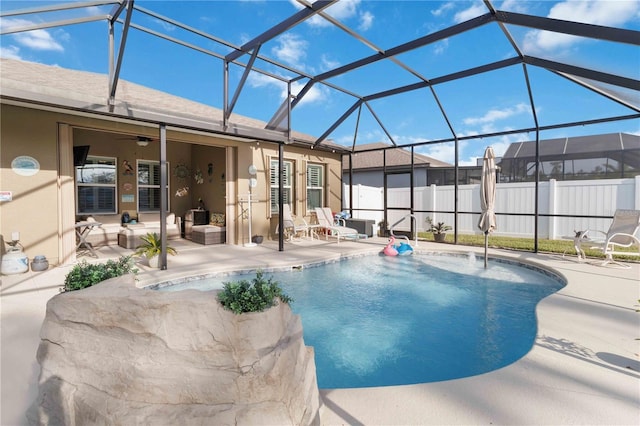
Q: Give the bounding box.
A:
[218,270,293,314]
[63,256,137,292]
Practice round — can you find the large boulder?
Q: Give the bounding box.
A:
[27,275,320,425]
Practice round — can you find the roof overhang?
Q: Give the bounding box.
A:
[0,85,348,153]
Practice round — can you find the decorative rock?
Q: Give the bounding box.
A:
[27,275,320,425]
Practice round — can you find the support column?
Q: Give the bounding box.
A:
[57,123,77,265]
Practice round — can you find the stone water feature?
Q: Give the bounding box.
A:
[27,275,320,425]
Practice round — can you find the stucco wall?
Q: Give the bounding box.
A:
[190,144,226,215]
[243,144,343,241]
[1,105,64,264]
[1,103,343,262]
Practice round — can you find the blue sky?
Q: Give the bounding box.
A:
[1,0,639,165]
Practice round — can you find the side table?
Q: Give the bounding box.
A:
[75,221,102,257]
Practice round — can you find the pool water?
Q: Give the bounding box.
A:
[159,253,565,389]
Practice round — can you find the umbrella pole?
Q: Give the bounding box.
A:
[484,231,488,269]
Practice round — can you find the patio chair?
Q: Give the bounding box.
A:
[277,204,310,241]
[585,209,640,268]
[314,207,360,243]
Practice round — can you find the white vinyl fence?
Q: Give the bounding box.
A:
[343,176,640,239]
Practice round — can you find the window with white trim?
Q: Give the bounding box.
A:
[75,156,117,214]
[270,159,293,213]
[137,160,170,212]
[306,163,324,210]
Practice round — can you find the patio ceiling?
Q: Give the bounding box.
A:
[1,0,639,153]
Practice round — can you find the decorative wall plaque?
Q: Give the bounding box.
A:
[11,156,40,176]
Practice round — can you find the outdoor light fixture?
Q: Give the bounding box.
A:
[136,139,149,147]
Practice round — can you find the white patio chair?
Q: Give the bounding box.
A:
[314,207,360,243]
[277,204,310,241]
[585,209,640,268]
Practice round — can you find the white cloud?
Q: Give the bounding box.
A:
[498,0,529,14]
[306,0,361,27]
[247,70,327,107]
[523,0,640,53]
[433,39,449,55]
[463,103,531,126]
[247,71,283,89]
[291,80,327,106]
[359,11,374,31]
[2,18,64,52]
[453,1,487,23]
[418,141,468,165]
[0,45,22,60]
[431,2,455,17]
[320,54,340,71]
[153,18,176,32]
[271,33,308,69]
[548,0,639,26]
[85,6,105,16]
[417,132,528,166]
[14,29,64,51]
[291,0,371,29]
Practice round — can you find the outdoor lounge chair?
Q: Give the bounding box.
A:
[314,207,360,243]
[277,204,310,241]
[585,209,640,268]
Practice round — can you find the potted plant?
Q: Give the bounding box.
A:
[134,232,177,268]
[426,217,452,243]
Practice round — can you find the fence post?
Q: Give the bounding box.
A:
[429,184,437,222]
[635,176,640,210]
[548,179,557,239]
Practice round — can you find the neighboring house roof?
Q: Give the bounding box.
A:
[501,133,640,159]
[343,142,452,171]
[0,58,347,152]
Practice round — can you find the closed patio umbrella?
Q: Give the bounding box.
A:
[478,146,497,268]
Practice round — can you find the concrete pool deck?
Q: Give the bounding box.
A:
[1,238,639,425]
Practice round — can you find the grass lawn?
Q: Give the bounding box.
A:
[414,232,639,263]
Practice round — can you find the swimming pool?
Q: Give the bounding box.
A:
[158,253,565,389]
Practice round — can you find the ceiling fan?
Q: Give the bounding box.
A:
[117,135,158,146]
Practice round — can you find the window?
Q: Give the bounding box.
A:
[307,164,324,210]
[76,156,117,214]
[270,159,293,213]
[137,160,170,212]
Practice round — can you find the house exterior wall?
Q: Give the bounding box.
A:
[243,144,342,241]
[343,168,428,188]
[2,104,67,265]
[1,103,342,266]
